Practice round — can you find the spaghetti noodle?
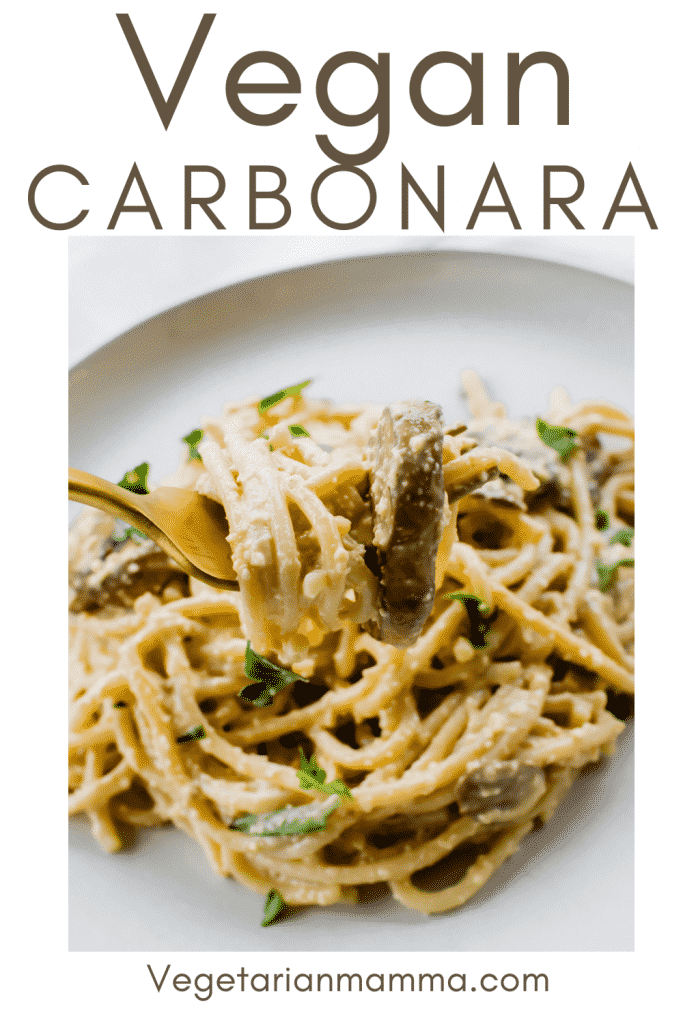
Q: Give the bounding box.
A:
[68,372,634,916]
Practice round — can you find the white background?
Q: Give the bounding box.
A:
[4,0,681,1021]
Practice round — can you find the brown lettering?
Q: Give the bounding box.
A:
[410,52,483,126]
[603,163,657,229]
[543,165,584,228]
[401,164,444,230]
[316,52,390,164]
[226,52,300,126]
[27,164,89,230]
[311,165,376,229]
[249,166,291,228]
[508,52,569,125]
[107,163,162,230]
[466,163,521,229]
[117,13,215,130]
[184,165,226,229]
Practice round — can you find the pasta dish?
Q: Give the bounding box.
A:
[69,372,634,921]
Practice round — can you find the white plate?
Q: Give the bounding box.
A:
[69,247,634,952]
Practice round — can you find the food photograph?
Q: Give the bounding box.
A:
[68,236,634,952]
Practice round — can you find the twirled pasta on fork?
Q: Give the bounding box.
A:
[69,372,633,920]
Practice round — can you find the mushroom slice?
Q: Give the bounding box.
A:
[369,400,445,647]
[69,532,188,612]
[454,760,546,824]
[465,418,561,486]
[461,418,566,509]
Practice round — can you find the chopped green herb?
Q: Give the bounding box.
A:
[445,592,493,648]
[595,509,610,531]
[596,559,634,591]
[231,796,339,837]
[446,592,491,616]
[238,642,305,708]
[611,528,634,548]
[288,424,310,438]
[183,429,203,462]
[117,462,150,495]
[258,380,311,415]
[113,701,126,708]
[262,890,286,927]
[297,748,353,800]
[111,525,147,544]
[176,725,207,744]
[536,419,579,461]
